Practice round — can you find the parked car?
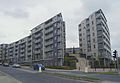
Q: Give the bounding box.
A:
[0,63,2,65]
[12,64,21,68]
[3,63,9,67]
[33,64,45,71]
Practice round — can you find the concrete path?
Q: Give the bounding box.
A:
[0,71,21,83]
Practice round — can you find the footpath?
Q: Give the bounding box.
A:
[0,71,21,83]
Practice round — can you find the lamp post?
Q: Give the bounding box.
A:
[85,54,88,73]
[116,51,120,73]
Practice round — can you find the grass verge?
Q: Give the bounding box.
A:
[45,66,76,70]
[96,71,118,75]
[44,72,100,82]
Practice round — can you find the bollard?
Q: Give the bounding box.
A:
[85,67,88,73]
[39,67,42,72]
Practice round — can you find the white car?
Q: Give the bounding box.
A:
[0,63,2,65]
[12,64,21,68]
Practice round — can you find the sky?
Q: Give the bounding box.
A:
[0,0,120,55]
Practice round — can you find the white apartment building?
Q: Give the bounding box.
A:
[78,9,111,67]
[0,13,66,66]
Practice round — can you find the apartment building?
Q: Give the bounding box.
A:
[0,13,66,66]
[66,47,80,54]
[31,13,65,66]
[0,44,8,63]
[78,9,111,67]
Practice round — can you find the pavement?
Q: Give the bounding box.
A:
[0,71,21,83]
[0,66,89,83]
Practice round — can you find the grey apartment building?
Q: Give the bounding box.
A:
[0,44,8,63]
[0,13,66,66]
[78,9,111,67]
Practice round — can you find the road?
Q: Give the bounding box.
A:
[0,66,88,83]
[45,69,120,82]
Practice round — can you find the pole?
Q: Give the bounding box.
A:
[114,58,117,72]
[85,54,88,73]
[116,51,119,73]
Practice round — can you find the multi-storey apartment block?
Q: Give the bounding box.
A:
[78,9,111,67]
[0,13,66,66]
[31,13,65,66]
[0,44,8,63]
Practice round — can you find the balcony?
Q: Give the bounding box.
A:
[20,49,25,53]
[45,27,53,34]
[34,39,40,43]
[19,54,25,57]
[27,52,32,56]
[20,45,26,49]
[45,40,53,46]
[34,50,40,54]
[34,33,41,38]
[45,34,53,40]
[45,48,53,52]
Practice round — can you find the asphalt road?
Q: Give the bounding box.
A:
[45,69,120,82]
[0,66,88,83]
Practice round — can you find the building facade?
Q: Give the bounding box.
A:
[78,9,111,67]
[0,13,66,66]
[0,44,8,63]
[66,47,80,54]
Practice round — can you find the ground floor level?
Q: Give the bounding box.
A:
[3,58,64,66]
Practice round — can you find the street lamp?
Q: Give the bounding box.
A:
[85,54,88,73]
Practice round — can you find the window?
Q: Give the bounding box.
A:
[54,29,57,34]
[93,45,96,48]
[79,29,81,31]
[86,29,90,32]
[92,21,94,25]
[79,34,82,36]
[86,24,89,28]
[84,49,86,51]
[55,43,57,47]
[93,33,95,36]
[93,38,95,43]
[84,27,86,29]
[92,27,94,31]
[57,42,60,47]
[94,53,96,57]
[79,24,81,27]
[79,38,82,41]
[87,48,91,52]
[54,36,57,40]
[83,33,85,35]
[80,44,82,46]
[87,35,90,40]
